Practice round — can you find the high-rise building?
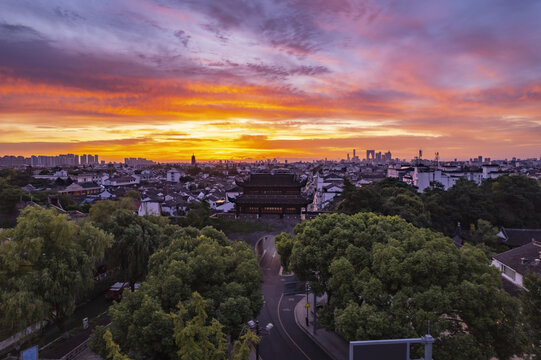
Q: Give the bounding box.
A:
[88,155,95,164]
[353,149,356,159]
[81,154,87,164]
[191,154,196,165]
[366,150,375,160]
[95,155,99,164]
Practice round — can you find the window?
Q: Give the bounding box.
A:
[501,264,516,281]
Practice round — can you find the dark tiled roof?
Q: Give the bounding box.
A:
[493,241,541,276]
[500,228,541,247]
[80,182,101,189]
[232,194,311,206]
[111,176,135,182]
[237,173,305,188]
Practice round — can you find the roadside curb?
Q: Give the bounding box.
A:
[293,297,342,360]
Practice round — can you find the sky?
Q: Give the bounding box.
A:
[1,0,541,162]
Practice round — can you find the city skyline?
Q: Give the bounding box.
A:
[1,1,541,160]
[1,150,535,165]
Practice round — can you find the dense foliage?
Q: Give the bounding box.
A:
[277,213,524,360]
[521,274,541,358]
[0,207,113,334]
[91,292,259,360]
[337,175,541,242]
[89,200,184,291]
[101,226,262,359]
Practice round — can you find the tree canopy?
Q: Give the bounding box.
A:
[277,213,524,360]
[336,175,541,250]
[103,226,262,359]
[521,273,541,358]
[89,200,180,291]
[0,206,113,334]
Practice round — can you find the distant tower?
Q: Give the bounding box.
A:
[347,153,350,161]
[435,152,439,166]
[353,149,356,159]
[191,154,196,165]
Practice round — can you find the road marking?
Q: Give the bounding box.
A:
[277,293,311,360]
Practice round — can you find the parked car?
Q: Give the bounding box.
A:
[105,282,140,301]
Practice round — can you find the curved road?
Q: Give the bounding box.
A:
[256,236,332,360]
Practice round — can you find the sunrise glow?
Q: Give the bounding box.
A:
[1,0,541,161]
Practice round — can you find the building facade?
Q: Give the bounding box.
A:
[232,173,311,217]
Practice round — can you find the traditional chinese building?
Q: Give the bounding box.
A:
[232,173,311,217]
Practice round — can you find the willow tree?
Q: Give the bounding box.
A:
[0,206,112,335]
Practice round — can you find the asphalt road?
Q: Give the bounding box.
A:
[256,236,332,360]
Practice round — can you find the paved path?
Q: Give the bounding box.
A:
[74,348,103,360]
[294,296,349,360]
[256,236,332,360]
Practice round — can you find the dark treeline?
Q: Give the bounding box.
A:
[336,175,541,236]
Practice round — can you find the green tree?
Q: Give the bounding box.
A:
[0,178,29,226]
[522,273,541,358]
[88,325,109,358]
[231,330,259,360]
[108,291,176,358]
[336,179,382,214]
[275,233,295,272]
[0,206,112,335]
[172,292,228,360]
[103,329,132,360]
[484,175,541,228]
[186,201,212,228]
[90,201,166,291]
[105,227,262,359]
[99,292,256,360]
[124,190,141,201]
[382,193,430,228]
[468,219,506,256]
[279,213,524,360]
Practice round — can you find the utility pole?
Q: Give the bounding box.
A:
[313,292,317,334]
[305,283,310,326]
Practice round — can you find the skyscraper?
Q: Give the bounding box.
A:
[191,154,196,165]
[366,150,375,160]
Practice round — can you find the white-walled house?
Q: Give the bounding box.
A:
[77,173,101,184]
[389,165,508,193]
[167,168,183,183]
[491,241,541,289]
[105,176,139,186]
[138,201,162,216]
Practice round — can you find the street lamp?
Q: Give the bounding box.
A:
[247,319,273,360]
